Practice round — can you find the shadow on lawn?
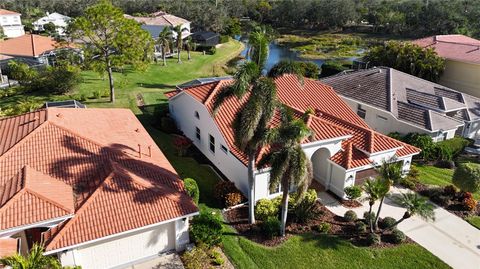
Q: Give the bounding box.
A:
[136,82,176,89]
[297,233,351,250]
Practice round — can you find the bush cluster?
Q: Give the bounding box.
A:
[378,217,396,229]
[462,192,478,211]
[344,185,362,200]
[453,163,480,193]
[291,189,319,223]
[343,210,357,222]
[190,211,223,247]
[391,229,406,244]
[262,216,281,238]
[255,199,279,221]
[184,178,200,204]
[355,221,367,233]
[173,136,192,156]
[366,233,380,246]
[314,222,331,234]
[214,181,243,208]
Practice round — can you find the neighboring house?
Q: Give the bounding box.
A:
[0,9,24,38]
[0,108,198,269]
[191,31,220,47]
[125,11,191,40]
[412,34,480,98]
[43,100,86,108]
[321,67,480,141]
[33,12,71,36]
[0,34,75,66]
[166,74,420,200]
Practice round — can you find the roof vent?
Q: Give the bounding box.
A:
[135,128,140,133]
[56,113,62,118]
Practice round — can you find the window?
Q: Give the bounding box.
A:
[357,105,366,119]
[377,115,388,121]
[195,127,201,140]
[194,111,200,119]
[268,181,281,195]
[209,134,215,153]
[221,144,228,154]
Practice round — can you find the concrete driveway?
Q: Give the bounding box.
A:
[125,253,184,269]
[318,187,480,269]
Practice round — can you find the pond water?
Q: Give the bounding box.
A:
[238,38,361,73]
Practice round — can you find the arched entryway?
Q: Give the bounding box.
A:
[311,147,331,187]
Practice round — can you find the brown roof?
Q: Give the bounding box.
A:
[168,75,420,169]
[0,34,72,57]
[412,35,480,64]
[0,108,198,252]
[125,11,189,27]
[0,9,19,15]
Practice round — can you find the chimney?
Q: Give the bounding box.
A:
[30,34,36,56]
[138,144,142,158]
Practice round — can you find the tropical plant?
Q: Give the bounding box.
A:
[174,25,183,63]
[258,109,313,236]
[373,159,402,229]
[69,0,153,102]
[247,27,269,68]
[452,162,480,193]
[391,193,435,229]
[157,27,172,66]
[190,211,223,247]
[344,185,362,200]
[184,36,194,61]
[184,178,199,204]
[0,243,61,269]
[255,199,279,221]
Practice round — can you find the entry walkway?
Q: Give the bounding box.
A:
[125,253,184,269]
[318,187,480,269]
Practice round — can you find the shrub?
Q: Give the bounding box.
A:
[366,233,380,246]
[363,211,376,224]
[400,178,416,190]
[182,245,210,269]
[209,250,225,265]
[184,178,200,204]
[452,163,480,193]
[378,217,396,229]
[436,137,471,158]
[462,192,478,211]
[173,136,192,156]
[219,35,229,43]
[344,186,362,200]
[387,132,404,141]
[320,61,349,77]
[315,222,331,234]
[292,189,318,223]
[92,90,102,99]
[262,216,280,239]
[344,210,357,222]
[190,211,223,247]
[443,185,457,197]
[255,199,279,221]
[101,88,109,97]
[391,229,406,244]
[298,61,320,79]
[212,256,225,266]
[355,221,367,233]
[431,194,451,206]
[207,46,216,55]
[407,166,420,181]
[214,181,241,208]
[160,117,177,133]
[225,192,243,207]
[404,133,435,160]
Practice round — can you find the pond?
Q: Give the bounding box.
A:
[238,39,361,73]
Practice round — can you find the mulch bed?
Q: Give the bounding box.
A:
[223,202,412,248]
[326,190,362,208]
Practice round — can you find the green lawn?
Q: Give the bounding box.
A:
[466,216,480,229]
[0,39,244,114]
[222,232,450,269]
[415,164,480,200]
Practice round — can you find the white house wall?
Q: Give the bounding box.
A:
[169,93,250,195]
[340,97,457,141]
[0,14,24,38]
[59,221,175,269]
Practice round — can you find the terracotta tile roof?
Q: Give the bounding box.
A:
[0,110,47,155]
[0,238,18,258]
[0,108,198,252]
[0,34,73,57]
[169,74,420,169]
[125,11,189,27]
[0,9,19,15]
[412,35,480,64]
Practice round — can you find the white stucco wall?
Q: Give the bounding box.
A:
[59,221,175,269]
[440,60,480,98]
[340,97,457,142]
[0,14,24,38]
[169,93,250,195]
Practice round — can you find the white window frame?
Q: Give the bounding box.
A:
[209,134,215,153]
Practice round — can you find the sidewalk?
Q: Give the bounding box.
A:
[318,187,480,269]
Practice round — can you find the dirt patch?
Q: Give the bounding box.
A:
[223,203,412,248]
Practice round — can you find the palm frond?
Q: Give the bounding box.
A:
[212,85,235,115]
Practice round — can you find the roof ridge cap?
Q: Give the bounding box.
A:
[45,170,116,251]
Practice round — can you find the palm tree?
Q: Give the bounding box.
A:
[173,25,183,63]
[373,159,403,229]
[390,193,435,229]
[247,27,269,69]
[363,178,384,233]
[0,243,61,269]
[157,27,172,66]
[258,109,313,236]
[184,36,194,61]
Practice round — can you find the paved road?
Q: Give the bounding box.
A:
[318,188,480,269]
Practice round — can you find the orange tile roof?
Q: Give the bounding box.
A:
[0,9,19,15]
[0,238,18,258]
[0,34,73,57]
[169,74,420,169]
[0,108,198,252]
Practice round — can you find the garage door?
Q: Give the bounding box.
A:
[75,221,175,269]
[355,168,378,186]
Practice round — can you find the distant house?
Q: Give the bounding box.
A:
[0,108,198,268]
[125,11,191,40]
[412,35,480,98]
[0,34,75,66]
[33,12,71,36]
[0,8,25,38]
[167,74,419,200]
[191,31,220,47]
[321,67,480,141]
